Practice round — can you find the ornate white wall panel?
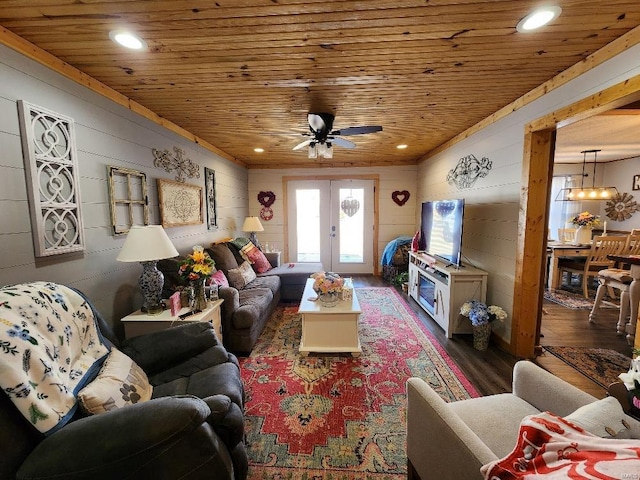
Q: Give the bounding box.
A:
[17,101,85,257]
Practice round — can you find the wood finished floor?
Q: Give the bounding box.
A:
[351,275,633,398]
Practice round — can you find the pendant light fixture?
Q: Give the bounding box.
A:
[555,149,619,201]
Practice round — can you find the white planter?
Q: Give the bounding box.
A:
[574,226,593,245]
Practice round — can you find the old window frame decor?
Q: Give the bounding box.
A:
[107,166,150,235]
[157,178,203,228]
[17,100,85,257]
[204,167,217,230]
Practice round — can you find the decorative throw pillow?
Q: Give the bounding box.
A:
[240,241,272,273]
[227,261,257,289]
[209,269,229,288]
[564,397,632,438]
[77,348,153,415]
[207,244,239,277]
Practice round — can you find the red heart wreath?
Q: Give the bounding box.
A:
[392,190,410,206]
[258,191,276,207]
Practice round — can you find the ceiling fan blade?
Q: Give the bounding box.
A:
[331,125,383,136]
[292,139,312,151]
[330,136,356,149]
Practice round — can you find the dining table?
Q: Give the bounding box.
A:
[546,241,592,290]
[607,254,640,349]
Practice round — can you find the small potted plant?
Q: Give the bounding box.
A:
[460,300,507,351]
[392,271,409,292]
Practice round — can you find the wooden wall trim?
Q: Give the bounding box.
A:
[0,25,241,167]
[281,174,380,274]
[420,25,640,163]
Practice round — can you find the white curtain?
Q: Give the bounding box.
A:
[549,176,582,240]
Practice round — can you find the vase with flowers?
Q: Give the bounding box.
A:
[311,271,345,307]
[179,245,215,311]
[460,300,507,351]
[569,211,601,245]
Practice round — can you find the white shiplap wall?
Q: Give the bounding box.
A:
[418,42,640,344]
[248,165,418,267]
[0,45,249,336]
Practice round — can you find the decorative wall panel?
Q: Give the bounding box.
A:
[157,178,202,228]
[18,101,85,257]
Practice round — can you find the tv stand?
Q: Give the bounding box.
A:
[408,251,487,338]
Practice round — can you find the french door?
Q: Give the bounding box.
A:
[286,179,374,274]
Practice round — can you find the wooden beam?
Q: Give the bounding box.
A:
[512,130,555,358]
[0,25,241,167]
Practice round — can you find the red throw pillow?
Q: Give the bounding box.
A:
[209,269,229,288]
[240,242,272,274]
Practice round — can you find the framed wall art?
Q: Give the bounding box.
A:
[107,166,149,235]
[157,178,203,228]
[633,174,640,191]
[204,167,217,230]
[17,100,85,257]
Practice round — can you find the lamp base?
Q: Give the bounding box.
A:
[249,232,261,250]
[139,260,165,315]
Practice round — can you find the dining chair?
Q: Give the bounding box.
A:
[589,235,640,336]
[557,228,576,243]
[557,235,627,298]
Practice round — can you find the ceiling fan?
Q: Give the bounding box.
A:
[292,113,383,158]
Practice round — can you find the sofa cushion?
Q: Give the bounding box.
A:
[240,241,272,273]
[207,244,239,277]
[234,288,274,329]
[245,275,280,297]
[210,269,229,288]
[78,349,153,415]
[228,261,256,289]
[449,393,541,458]
[564,397,633,439]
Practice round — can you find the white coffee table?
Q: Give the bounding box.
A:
[297,278,362,356]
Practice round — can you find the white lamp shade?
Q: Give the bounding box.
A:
[116,225,179,262]
[242,216,264,233]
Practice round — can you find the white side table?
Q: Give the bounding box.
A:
[121,299,224,340]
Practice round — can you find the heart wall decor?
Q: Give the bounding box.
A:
[257,191,276,207]
[392,190,410,206]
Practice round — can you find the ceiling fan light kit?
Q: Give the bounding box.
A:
[293,112,382,159]
[555,149,619,201]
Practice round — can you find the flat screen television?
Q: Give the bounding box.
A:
[419,199,465,267]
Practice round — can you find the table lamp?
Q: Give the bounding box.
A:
[242,216,264,249]
[116,225,179,314]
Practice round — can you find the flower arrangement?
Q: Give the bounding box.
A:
[460,300,507,326]
[311,271,344,295]
[179,245,215,282]
[569,211,601,228]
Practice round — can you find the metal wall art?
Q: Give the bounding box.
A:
[157,178,203,228]
[605,192,638,221]
[107,166,149,235]
[204,167,217,230]
[152,146,200,183]
[392,190,410,206]
[446,154,492,190]
[18,101,85,257]
[341,196,360,217]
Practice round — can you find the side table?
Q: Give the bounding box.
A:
[121,299,224,340]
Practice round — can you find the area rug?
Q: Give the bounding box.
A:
[239,287,478,479]
[544,289,618,310]
[543,346,631,389]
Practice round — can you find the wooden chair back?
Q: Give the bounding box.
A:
[630,228,640,235]
[625,234,640,255]
[558,235,627,297]
[557,228,576,243]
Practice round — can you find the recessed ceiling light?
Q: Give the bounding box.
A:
[396,144,408,149]
[254,148,264,153]
[516,6,562,33]
[109,30,147,50]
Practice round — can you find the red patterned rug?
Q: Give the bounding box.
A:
[239,287,479,479]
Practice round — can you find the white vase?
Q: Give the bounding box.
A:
[574,226,592,245]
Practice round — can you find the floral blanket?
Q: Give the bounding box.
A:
[0,282,110,435]
[481,412,640,479]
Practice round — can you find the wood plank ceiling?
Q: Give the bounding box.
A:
[1,1,640,169]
